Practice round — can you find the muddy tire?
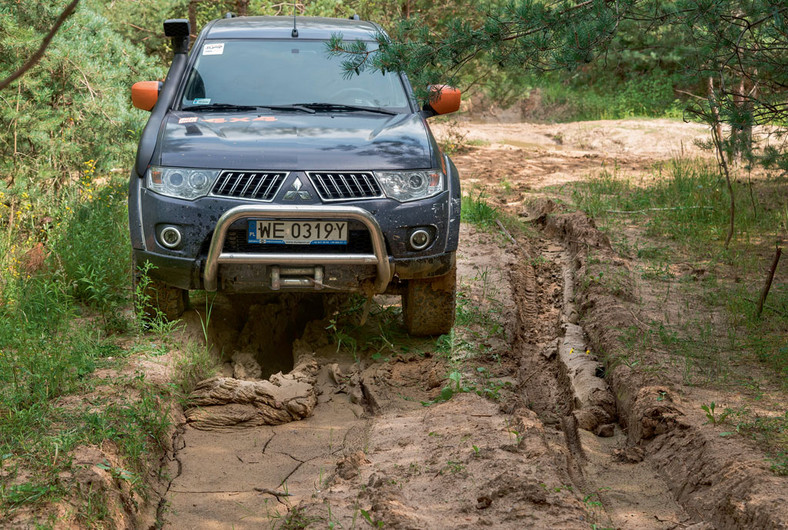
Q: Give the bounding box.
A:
[402,266,456,336]
[133,269,188,322]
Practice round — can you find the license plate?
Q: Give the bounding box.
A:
[247,220,347,245]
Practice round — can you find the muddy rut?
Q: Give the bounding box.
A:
[154,222,707,529]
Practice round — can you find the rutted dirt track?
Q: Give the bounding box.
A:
[154,120,786,529]
[162,227,645,529]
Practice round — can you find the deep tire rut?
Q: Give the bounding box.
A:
[156,225,709,529]
[511,231,696,529]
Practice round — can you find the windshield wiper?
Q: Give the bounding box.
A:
[182,103,319,114]
[181,103,259,111]
[291,103,397,116]
[180,102,396,115]
[259,104,316,114]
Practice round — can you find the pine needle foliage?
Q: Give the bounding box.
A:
[0,1,164,187]
[329,0,786,166]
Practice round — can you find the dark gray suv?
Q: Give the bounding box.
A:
[129,16,461,335]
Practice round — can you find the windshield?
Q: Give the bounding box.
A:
[180,39,410,112]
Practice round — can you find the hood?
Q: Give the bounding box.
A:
[155,111,435,171]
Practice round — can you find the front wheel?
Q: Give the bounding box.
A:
[402,266,456,336]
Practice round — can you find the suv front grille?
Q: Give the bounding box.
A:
[212,171,287,201]
[307,172,383,202]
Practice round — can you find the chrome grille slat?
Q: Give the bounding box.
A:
[249,174,267,198]
[228,173,245,195]
[307,172,383,202]
[238,174,254,197]
[260,173,280,199]
[339,174,354,196]
[217,173,233,195]
[211,171,287,201]
[328,174,344,198]
[361,174,376,194]
[350,174,362,194]
[312,174,329,197]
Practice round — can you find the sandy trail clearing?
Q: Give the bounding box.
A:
[434,119,713,196]
[154,119,786,529]
[160,223,691,529]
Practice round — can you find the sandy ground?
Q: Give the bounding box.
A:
[159,228,697,528]
[6,118,784,529]
[432,119,715,199]
[149,118,786,529]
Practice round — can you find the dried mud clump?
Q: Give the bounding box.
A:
[542,211,612,252]
[556,323,617,432]
[628,387,688,443]
[51,442,157,529]
[185,356,319,430]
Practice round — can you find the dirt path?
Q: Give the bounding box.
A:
[159,222,695,529]
[154,119,785,529]
[433,119,714,198]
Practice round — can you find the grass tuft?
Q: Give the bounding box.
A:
[461,192,498,228]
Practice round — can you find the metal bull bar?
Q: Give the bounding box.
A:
[203,204,392,293]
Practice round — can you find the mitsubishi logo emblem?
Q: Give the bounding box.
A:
[283,177,312,201]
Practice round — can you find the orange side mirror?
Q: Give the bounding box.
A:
[427,85,461,115]
[131,81,162,111]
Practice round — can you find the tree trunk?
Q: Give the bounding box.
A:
[402,0,411,18]
[708,77,736,249]
[188,0,198,43]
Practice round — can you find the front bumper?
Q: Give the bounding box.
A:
[129,157,461,294]
[131,194,458,293]
[204,204,391,292]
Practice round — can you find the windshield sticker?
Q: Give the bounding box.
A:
[203,42,224,56]
[192,98,211,105]
[178,117,198,124]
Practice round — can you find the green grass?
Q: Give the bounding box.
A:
[461,192,499,228]
[571,161,787,379]
[0,174,175,521]
[569,158,787,467]
[571,160,784,254]
[490,70,686,122]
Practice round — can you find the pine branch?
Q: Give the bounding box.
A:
[0,0,80,91]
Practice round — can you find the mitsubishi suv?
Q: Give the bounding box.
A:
[129,15,461,336]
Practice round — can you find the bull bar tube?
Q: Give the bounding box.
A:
[203,204,393,293]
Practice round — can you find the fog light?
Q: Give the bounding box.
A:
[160,226,182,249]
[409,229,431,250]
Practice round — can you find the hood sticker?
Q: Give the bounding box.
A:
[199,116,277,124]
[175,116,277,125]
[203,42,225,56]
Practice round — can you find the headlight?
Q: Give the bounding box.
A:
[375,170,444,202]
[146,166,219,200]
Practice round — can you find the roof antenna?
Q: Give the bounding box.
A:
[291,3,298,38]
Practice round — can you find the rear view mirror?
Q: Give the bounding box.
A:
[131,81,163,111]
[425,85,461,116]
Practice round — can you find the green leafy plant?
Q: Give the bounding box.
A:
[701,402,732,425]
